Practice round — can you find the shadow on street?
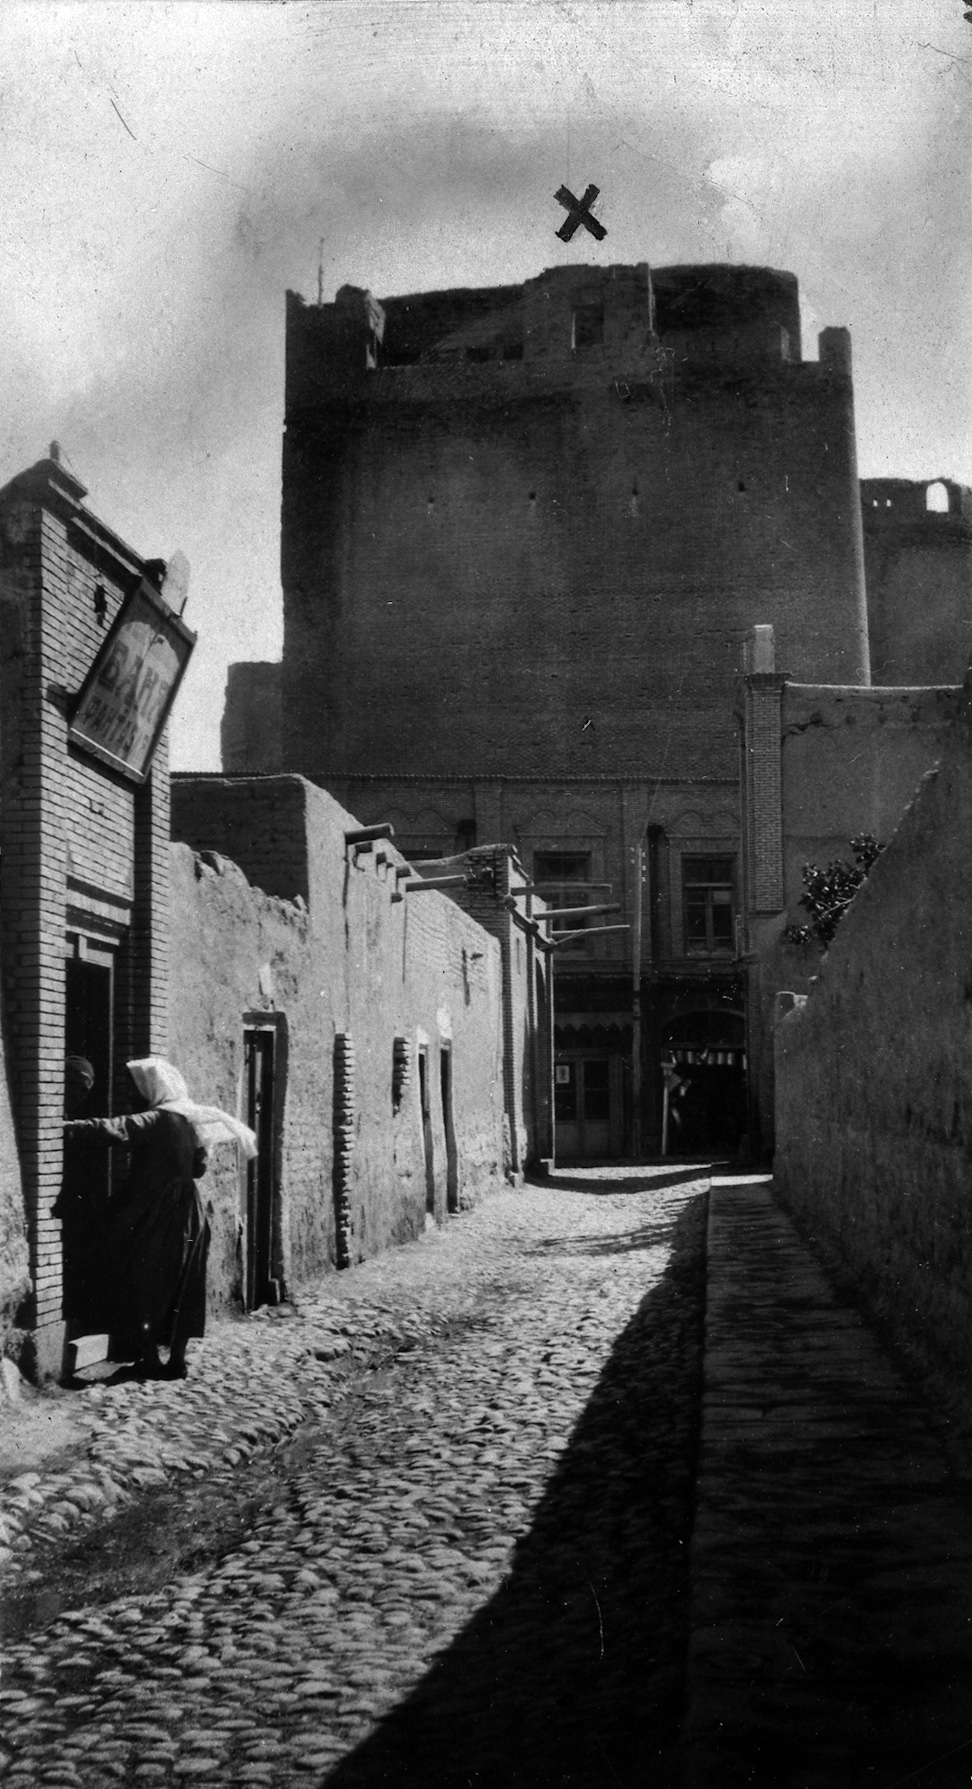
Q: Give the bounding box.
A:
[322,1189,708,1789]
[532,1163,723,1197]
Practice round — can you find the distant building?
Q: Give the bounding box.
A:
[223,260,971,1161]
[861,478,972,686]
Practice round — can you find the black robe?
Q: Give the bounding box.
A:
[62,1109,210,1355]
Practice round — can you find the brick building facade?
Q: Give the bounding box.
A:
[224,260,877,1157]
[0,451,177,1378]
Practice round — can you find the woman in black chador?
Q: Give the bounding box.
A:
[63,1056,256,1380]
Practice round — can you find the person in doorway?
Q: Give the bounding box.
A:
[55,1056,113,1339]
[63,1056,256,1381]
[64,1055,95,1119]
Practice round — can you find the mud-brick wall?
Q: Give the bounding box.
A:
[168,843,324,1316]
[169,776,507,1307]
[779,682,963,911]
[300,778,506,1259]
[745,681,964,1153]
[774,686,972,1379]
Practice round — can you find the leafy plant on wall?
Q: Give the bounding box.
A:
[785,834,884,949]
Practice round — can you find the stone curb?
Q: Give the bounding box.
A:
[682,1178,972,1789]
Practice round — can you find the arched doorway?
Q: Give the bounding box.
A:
[661,1010,746,1156]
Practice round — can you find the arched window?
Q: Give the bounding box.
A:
[926,481,950,514]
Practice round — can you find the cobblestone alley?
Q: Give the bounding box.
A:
[0,1169,707,1789]
[4,1169,972,1789]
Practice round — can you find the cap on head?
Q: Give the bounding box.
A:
[65,1055,95,1089]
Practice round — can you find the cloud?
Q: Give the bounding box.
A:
[0,0,968,767]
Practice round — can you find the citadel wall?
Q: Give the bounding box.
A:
[278,263,870,790]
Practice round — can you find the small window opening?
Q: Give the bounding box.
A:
[926,481,949,514]
[466,345,492,363]
[573,303,604,350]
[682,856,736,957]
[502,341,524,361]
[737,480,747,493]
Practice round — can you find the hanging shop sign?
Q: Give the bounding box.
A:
[68,575,196,784]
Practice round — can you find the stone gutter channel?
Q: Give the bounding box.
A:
[0,1301,434,1585]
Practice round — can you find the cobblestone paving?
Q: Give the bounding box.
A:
[686,1182,972,1789]
[0,1168,710,1789]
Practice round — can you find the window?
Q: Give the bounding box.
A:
[572,303,604,350]
[534,851,592,949]
[682,856,736,956]
[926,481,949,514]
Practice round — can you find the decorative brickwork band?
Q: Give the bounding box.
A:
[332,1033,355,1269]
[391,1035,411,1113]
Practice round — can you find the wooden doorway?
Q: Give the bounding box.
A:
[243,1019,285,1309]
[554,1054,623,1161]
[62,946,115,1368]
[439,1045,458,1213]
[417,1045,435,1214]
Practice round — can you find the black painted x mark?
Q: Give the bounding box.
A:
[554,183,607,243]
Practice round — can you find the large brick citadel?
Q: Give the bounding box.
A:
[224,261,972,1159]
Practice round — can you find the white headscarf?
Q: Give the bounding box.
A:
[128,1057,258,1159]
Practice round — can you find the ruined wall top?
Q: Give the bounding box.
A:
[285,261,827,409]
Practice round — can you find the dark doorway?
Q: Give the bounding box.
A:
[61,951,114,1360]
[661,1010,746,1155]
[418,1046,435,1214]
[64,954,113,1200]
[440,1046,458,1213]
[65,956,113,1122]
[244,1024,277,1309]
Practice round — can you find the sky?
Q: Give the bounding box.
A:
[1,0,969,769]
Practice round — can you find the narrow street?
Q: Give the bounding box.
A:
[7,1169,972,1789]
[0,1169,709,1789]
